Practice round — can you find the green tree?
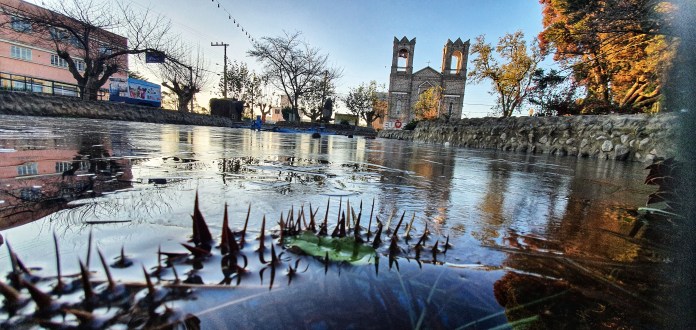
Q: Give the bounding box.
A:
[343,81,384,127]
[218,61,250,100]
[218,62,271,118]
[527,69,579,116]
[413,86,443,120]
[469,31,542,117]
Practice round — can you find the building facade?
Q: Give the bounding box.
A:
[0,0,128,97]
[386,36,469,125]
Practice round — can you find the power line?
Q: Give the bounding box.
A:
[207,0,258,46]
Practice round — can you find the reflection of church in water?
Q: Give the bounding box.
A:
[387,36,470,124]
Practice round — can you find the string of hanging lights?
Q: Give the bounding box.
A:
[207,0,258,46]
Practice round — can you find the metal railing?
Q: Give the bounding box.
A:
[0,72,107,100]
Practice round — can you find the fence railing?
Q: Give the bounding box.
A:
[0,72,107,100]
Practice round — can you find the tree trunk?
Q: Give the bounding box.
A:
[82,77,101,101]
[177,94,191,113]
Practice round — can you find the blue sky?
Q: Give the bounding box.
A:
[33,0,546,117]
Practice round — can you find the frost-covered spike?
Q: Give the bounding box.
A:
[181,243,211,259]
[142,265,155,296]
[372,218,383,249]
[0,280,21,307]
[346,200,351,231]
[192,192,213,250]
[78,260,94,302]
[384,209,396,235]
[308,203,317,232]
[85,229,93,269]
[444,235,451,253]
[97,249,115,293]
[64,308,94,323]
[221,203,230,251]
[367,198,375,239]
[257,216,266,252]
[22,279,53,312]
[404,212,416,240]
[320,198,330,236]
[393,211,406,237]
[172,264,180,284]
[240,203,251,247]
[52,233,64,292]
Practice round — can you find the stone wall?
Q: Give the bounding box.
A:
[0,91,246,128]
[0,91,377,136]
[378,114,679,162]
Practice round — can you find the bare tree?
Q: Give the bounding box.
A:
[2,0,173,100]
[248,31,341,122]
[300,73,336,122]
[151,44,210,112]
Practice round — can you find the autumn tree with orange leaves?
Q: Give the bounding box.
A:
[538,0,678,113]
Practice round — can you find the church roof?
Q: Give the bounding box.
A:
[412,66,441,77]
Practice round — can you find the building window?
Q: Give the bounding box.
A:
[50,55,85,71]
[396,100,402,115]
[11,16,32,33]
[67,35,83,49]
[10,45,32,61]
[17,162,38,176]
[51,54,68,68]
[99,44,113,55]
[50,27,67,41]
[55,162,72,173]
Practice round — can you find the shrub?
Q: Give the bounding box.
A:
[403,120,419,130]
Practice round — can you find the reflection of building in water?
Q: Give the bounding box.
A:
[0,139,133,229]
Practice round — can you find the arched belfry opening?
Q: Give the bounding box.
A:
[391,36,416,74]
[450,50,463,74]
[397,49,409,72]
[441,38,470,76]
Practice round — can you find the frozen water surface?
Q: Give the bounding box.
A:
[0,115,670,328]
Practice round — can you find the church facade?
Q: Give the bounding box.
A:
[386,36,469,125]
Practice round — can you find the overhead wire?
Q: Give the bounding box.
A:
[207,0,258,46]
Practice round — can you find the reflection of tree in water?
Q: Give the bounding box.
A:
[489,159,670,328]
[468,159,513,247]
[366,142,455,232]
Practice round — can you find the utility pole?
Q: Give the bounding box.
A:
[211,42,229,98]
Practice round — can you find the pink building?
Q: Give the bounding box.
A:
[0,0,128,97]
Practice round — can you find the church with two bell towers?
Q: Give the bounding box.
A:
[386,36,470,125]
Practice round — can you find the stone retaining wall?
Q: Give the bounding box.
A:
[378,114,679,162]
[0,91,377,136]
[0,91,245,128]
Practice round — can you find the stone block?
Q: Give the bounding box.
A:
[601,140,614,152]
[613,144,630,160]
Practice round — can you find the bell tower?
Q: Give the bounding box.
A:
[441,38,470,75]
[391,36,416,74]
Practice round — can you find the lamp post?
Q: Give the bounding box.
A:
[211,42,229,98]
